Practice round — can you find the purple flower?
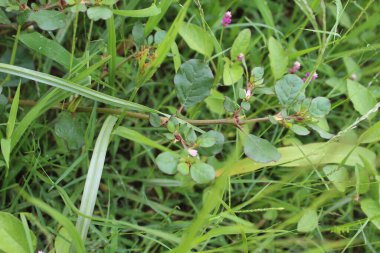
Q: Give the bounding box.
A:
[237,53,244,62]
[302,72,318,82]
[221,11,232,27]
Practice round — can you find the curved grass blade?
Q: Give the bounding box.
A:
[76,116,117,241]
[0,63,160,114]
[113,126,169,152]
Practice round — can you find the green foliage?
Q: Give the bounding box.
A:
[223,59,243,85]
[155,151,180,175]
[28,10,66,30]
[87,6,113,21]
[361,198,380,230]
[174,59,214,108]
[268,36,288,80]
[359,121,380,144]
[54,112,85,150]
[309,97,331,117]
[275,74,305,106]
[231,29,251,59]
[243,134,280,163]
[0,0,379,252]
[179,23,214,57]
[323,165,349,192]
[347,79,377,116]
[190,162,215,184]
[19,32,80,69]
[297,209,318,233]
[0,212,36,253]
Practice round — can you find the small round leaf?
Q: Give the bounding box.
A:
[190,163,215,184]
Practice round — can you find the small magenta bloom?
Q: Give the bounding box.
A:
[289,61,301,74]
[221,11,232,27]
[188,148,198,157]
[303,72,318,82]
[237,53,244,61]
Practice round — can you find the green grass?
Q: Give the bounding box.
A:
[1,0,380,252]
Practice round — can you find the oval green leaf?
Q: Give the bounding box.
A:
[174,59,214,108]
[243,134,280,163]
[190,162,215,184]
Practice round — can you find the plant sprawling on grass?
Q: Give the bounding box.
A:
[0,0,380,252]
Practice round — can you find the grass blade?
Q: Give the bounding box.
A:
[75,115,118,241]
[0,63,160,114]
[113,126,169,152]
[19,189,85,253]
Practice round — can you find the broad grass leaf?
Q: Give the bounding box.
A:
[243,134,280,163]
[220,142,375,177]
[190,163,215,184]
[179,23,213,57]
[309,97,331,117]
[275,74,305,106]
[268,36,288,80]
[156,152,180,175]
[323,165,349,192]
[359,121,380,144]
[87,6,113,21]
[297,209,318,232]
[231,29,251,59]
[347,79,377,116]
[76,116,117,241]
[174,59,214,108]
[0,212,36,253]
[223,61,243,85]
[360,198,380,230]
[20,32,79,70]
[28,10,66,30]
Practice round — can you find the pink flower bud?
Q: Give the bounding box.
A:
[312,72,318,80]
[294,61,301,70]
[188,148,198,157]
[221,11,232,27]
[245,89,251,98]
[237,53,244,61]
